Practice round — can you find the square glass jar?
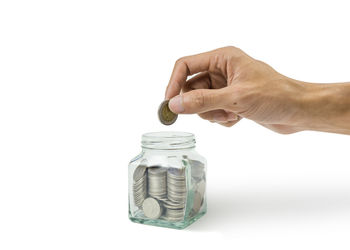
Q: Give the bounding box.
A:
[128,132,207,229]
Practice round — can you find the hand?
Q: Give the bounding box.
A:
[165,46,306,134]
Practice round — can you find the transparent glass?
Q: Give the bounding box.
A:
[128,131,207,229]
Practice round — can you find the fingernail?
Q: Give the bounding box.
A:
[212,113,227,122]
[227,113,238,121]
[169,95,184,113]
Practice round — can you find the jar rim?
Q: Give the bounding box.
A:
[141,131,195,150]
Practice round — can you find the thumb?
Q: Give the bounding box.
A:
[168,88,228,114]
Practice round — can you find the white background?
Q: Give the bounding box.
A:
[1,0,350,249]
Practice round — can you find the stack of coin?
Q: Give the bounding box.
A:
[148,167,167,199]
[167,168,187,203]
[133,165,147,208]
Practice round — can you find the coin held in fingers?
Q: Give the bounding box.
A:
[158,100,178,125]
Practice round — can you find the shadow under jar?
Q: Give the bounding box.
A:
[128,131,207,229]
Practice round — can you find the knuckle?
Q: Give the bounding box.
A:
[224,45,237,51]
[222,45,241,54]
[175,57,183,65]
[175,56,190,75]
[175,56,187,66]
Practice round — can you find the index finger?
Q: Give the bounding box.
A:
[165,51,214,100]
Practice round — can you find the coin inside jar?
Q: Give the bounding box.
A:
[158,100,178,125]
[142,197,163,219]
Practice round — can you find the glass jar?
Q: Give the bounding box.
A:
[128,131,207,229]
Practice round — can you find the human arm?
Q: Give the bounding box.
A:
[164,46,350,134]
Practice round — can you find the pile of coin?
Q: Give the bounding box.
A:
[133,163,205,222]
[148,167,167,200]
[133,165,147,208]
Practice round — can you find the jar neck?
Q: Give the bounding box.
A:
[141,131,195,150]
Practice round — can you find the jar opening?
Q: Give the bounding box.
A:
[141,131,195,150]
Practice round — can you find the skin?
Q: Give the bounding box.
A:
[165,46,350,135]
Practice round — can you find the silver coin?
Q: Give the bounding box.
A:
[163,198,184,205]
[167,196,186,203]
[167,197,186,203]
[133,182,146,190]
[167,178,185,185]
[167,181,186,187]
[168,187,186,192]
[167,185,186,193]
[156,196,169,201]
[167,190,186,196]
[142,197,163,219]
[148,176,166,180]
[163,204,184,210]
[166,208,184,214]
[167,180,186,187]
[134,185,146,192]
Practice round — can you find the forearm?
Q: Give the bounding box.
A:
[295,80,350,134]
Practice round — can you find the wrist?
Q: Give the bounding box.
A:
[294,81,350,133]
